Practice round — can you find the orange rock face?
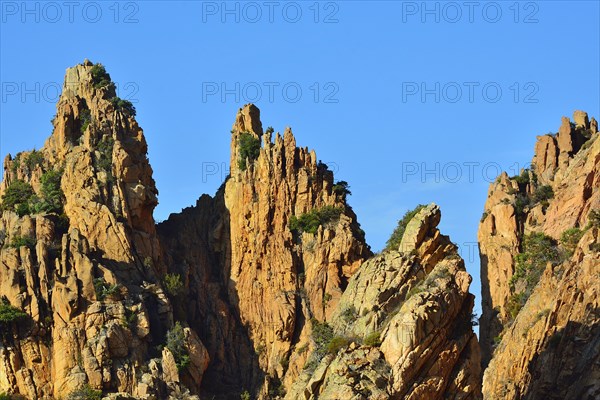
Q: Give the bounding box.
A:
[159,104,371,395]
[479,111,600,398]
[1,62,483,400]
[287,204,482,399]
[0,61,206,399]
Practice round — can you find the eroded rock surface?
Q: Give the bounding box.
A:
[1,62,482,400]
[0,61,206,399]
[479,111,600,399]
[287,204,482,400]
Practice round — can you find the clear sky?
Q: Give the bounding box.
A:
[1,1,599,319]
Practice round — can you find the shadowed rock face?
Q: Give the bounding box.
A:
[0,62,482,400]
[478,111,600,399]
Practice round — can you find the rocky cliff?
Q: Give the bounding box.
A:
[286,204,482,399]
[0,62,481,399]
[0,61,207,399]
[158,103,371,397]
[478,111,600,398]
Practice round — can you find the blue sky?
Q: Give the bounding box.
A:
[1,1,599,318]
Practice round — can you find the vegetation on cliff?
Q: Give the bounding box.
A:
[237,131,261,171]
[0,299,27,327]
[507,233,560,319]
[385,204,426,251]
[288,205,343,235]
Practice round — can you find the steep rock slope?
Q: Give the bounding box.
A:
[286,204,482,399]
[478,111,600,398]
[0,61,207,399]
[0,62,482,400]
[158,104,371,396]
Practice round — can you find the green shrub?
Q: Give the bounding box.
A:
[513,194,530,217]
[0,393,10,400]
[110,97,136,117]
[279,355,289,370]
[0,170,63,216]
[237,132,261,171]
[587,209,600,229]
[265,126,274,135]
[8,236,36,249]
[80,108,91,134]
[363,331,382,347]
[493,334,503,346]
[39,169,64,214]
[15,203,31,217]
[510,233,559,291]
[90,63,112,89]
[163,273,184,297]
[340,305,358,324]
[93,278,120,301]
[122,308,138,330]
[267,378,286,398]
[289,206,343,235]
[385,204,426,251]
[506,292,527,319]
[240,391,251,400]
[560,228,584,256]
[0,299,27,325]
[310,318,334,361]
[513,169,531,185]
[327,335,351,354]
[532,185,554,204]
[317,161,329,170]
[95,136,115,179]
[480,211,489,223]
[10,153,22,173]
[24,150,44,172]
[332,181,351,198]
[507,233,560,321]
[166,322,190,371]
[255,343,266,357]
[67,384,102,400]
[1,180,35,215]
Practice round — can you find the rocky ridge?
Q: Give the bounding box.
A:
[287,204,482,399]
[0,61,492,400]
[478,111,600,399]
[158,103,371,396]
[0,61,207,399]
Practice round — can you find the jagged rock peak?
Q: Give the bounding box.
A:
[232,103,264,137]
[399,203,441,253]
[228,103,321,182]
[573,110,590,129]
[0,62,189,399]
[288,204,481,399]
[532,110,598,183]
[479,110,600,395]
[63,59,111,99]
